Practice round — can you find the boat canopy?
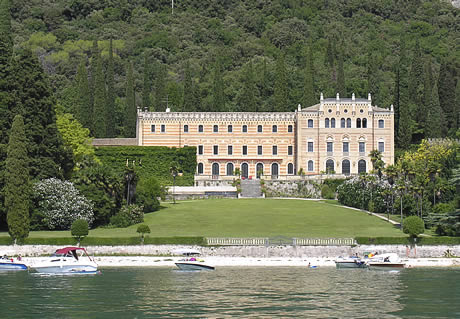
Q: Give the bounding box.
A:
[55,247,87,255]
[172,249,201,256]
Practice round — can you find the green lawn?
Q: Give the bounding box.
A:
[0,199,406,238]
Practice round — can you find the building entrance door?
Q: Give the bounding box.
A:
[241,163,249,179]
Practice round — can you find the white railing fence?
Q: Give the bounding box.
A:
[206,237,357,246]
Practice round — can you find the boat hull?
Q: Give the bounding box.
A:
[32,264,98,274]
[0,261,28,270]
[335,261,368,269]
[175,262,215,271]
[368,263,405,270]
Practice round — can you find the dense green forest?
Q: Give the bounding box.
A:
[7,0,460,141]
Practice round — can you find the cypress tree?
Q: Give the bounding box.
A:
[325,37,336,84]
[153,62,167,112]
[89,40,98,126]
[142,53,152,110]
[393,67,400,134]
[426,82,443,138]
[92,47,107,138]
[302,44,315,107]
[5,115,29,243]
[408,40,423,106]
[420,57,433,135]
[124,62,136,137]
[75,59,92,130]
[456,78,460,132]
[336,48,345,97]
[0,0,12,66]
[438,60,456,135]
[212,57,225,112]
[106,38,116,138]
[260,58,272,111]
[274,52,288,112]
[396,39,412,149]
[367,52,379,106]
[240,60,257,112]
[182,61,195,112]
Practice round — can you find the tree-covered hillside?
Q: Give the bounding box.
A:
[6,0,460,142]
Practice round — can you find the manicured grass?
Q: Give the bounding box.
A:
[0,199,406,238]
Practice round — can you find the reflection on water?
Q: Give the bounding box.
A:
[1,267,459,318]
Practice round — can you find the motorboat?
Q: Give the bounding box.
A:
[334,256,368,269]
[173,249,215,271]
[0,255,28,271]
[367,253,405,270]
[30,247,98,274]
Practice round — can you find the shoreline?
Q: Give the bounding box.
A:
[20,256,460,268]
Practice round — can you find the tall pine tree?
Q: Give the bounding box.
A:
[124,62,136,137]
[426,82,443,138]
[420,57,433,135]
[5,115,29,243]
[367,52,379,106]
[153,62,167,112]
[336,48,345,97]
[239,60,257,112]
[75,59,92,130]
[92,46,107,138]
[106,38,116,138]
[396,39,412,149]
[274,52,288,112]
[142,53,152,110]
[302,43,315,107]
[438,60,456,136]
[182,61,195,112]
[212,57,226,112]
[89,40,98,126]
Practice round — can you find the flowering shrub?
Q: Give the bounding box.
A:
[33,178,94,230]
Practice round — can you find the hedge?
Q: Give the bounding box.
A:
[0,237,206,246]
[355,237,460,245]
[95,146,196,186]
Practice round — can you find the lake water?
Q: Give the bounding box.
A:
[1,267,459,318]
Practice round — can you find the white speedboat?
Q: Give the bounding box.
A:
[367,253,405,270]
[173,249,215,271]
[30,247,98,274]
[335,256,368,269]
[0,256,28,271]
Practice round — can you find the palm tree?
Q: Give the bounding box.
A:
[369,149,385,179]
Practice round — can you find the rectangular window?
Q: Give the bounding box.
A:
[213,145,218,155]
[184,125,189,133]
[272,145,278,155]
[214,125,219,133]
[359,142,365,153]
[258,145,262,155]
[242,125,248,133]
[161,124,165,133]
[288,125,293,132]
[308,119,313,128]
[257,125,263,133]
[379,120,384,128]
[343,142,349,153]
[198,145,203,155]
[327,142,333,153]
[227,125,232,133]
[151,125,155,133]
[272,125,277,133]
[198,125,204,132]
[288,145,293,155]
[307,142,313,152]
[228,145,233,155]
[378,141,385,153]
[242,145,248,155]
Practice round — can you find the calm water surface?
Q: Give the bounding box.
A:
[1,267,459,318]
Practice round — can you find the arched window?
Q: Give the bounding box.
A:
[242,125,248,133]
[346,118,351,128]
[342,160,350,175]
[241,163,249,178]
[272,125,278,133]
[358,160,366,174]
[308,160,314,172]
[325,118,330,128]
[212,163,219,176]
[256,163,264,178]
[378,119,384,128]
[341,118,345,128]
[331,118,336,128]
[326,159,334,174]
[308,119,313,128]
[356,118,361,128]
[362,118,367,128]
[287,163,294,175]
[197,163,204,175]
[271,163,279,178]
[226,163,234,176]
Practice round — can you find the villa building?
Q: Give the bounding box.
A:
[135,93,394,182]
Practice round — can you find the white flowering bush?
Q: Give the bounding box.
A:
[33,178,94,230]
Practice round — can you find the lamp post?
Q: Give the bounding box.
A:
[172,170,177,204]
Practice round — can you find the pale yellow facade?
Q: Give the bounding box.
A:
[136,94,394,180]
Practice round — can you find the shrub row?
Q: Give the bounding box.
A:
[356,237,460,245]
[0,237,206,246]
[95,146,196,186]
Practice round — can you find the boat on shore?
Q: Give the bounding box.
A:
[0,255,28,271]
[334,256,368,269]
[173,249,215,271]
[367,253,405,270]
[30,247,98,274]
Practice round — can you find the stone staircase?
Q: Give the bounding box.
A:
[240,179,263,198]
